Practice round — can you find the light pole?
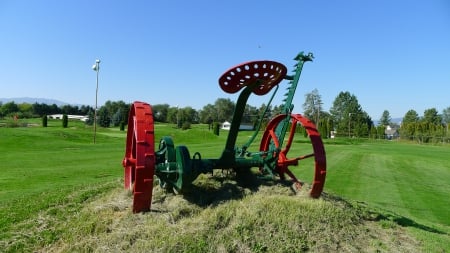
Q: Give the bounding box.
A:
[348,112,353,138]
[92,59,100,144]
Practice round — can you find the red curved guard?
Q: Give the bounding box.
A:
[260,114,326,198]
[122,101,155,213]
[219,60,287,95]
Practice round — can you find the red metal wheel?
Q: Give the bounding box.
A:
[260,114,326,198]
[218,60,287,95]
[122,101,155,213]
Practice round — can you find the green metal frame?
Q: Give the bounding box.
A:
[154,52,314,193]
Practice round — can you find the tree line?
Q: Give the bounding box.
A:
[2,91,449,143]
[302,89,450,142]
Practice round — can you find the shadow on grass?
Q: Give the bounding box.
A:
[350,200,447,235]
[293,192,447,235]
[179,168,295,207]
[375,213,446,235]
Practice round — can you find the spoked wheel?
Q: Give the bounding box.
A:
[122,102,156,213]
[260,114,326,197]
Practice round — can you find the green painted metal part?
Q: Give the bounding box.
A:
[274,52,314,149]
[153,52,314,193]
[122,52,327,213]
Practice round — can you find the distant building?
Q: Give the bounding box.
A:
[221,121,231,130]
[221,121,254,131]
[48,114,89,122]
[385,125,399,140]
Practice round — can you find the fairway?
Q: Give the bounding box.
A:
[323,141,450,226]
[1,122,449,252]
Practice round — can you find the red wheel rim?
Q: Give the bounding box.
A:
[122,102,155,212]
[260,114,326,197]
[219,60,287,95]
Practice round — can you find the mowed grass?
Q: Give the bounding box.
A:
[1,119,449,252]
[0,120,124,202]
[324,141,450,225]
[317,140,450,251]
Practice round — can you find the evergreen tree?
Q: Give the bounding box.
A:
[422,108,442,125]
[379,110,392,126]
[42,115,48,127]
[402,110,419,124]
[62,114,68,128]
[97,107,111,127]
[329,91,371,137]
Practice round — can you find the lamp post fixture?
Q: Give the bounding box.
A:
[92,59,100,144]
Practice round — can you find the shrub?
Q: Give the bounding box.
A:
[181,122,191,130]
[42,115,48,127]
[213,122,220,136]
[62,114,68,128]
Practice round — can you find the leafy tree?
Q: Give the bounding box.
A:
[199,104,216,124]
[61,104,80,115]
[271,104,283,116]
[242,104,258,125]
[317,118,329,139]
[303,88,323,124]
[152,104,170,122]
[369,126,377,139]
[443,106,450,133]
[167,106,179,125]
[422,108,442,125]
[256,103,272,129]
[214,98,235,122]
[49,104,60,114]
[1,101,19,116]
[79,105,93,115]
[97,107,111,127]
[102,100,129,126]
[379,110,391,126]
[17,103,33,118]
[178,106,198,125]
[85,109,94,126]
[111,108,123,127]
[329,91,371,137]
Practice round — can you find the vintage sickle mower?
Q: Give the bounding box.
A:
[122,52,326,213]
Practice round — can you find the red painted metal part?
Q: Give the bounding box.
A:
[260,114,327,198]
[122,102,155,213]
[218,60,287,96]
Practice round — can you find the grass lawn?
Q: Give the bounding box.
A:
[318,140,450,251]
[0,119,449,252]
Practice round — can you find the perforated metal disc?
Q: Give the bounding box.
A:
[219,60,287,95]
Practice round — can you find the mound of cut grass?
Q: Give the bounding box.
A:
[24,173,420,253]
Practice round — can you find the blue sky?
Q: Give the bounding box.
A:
[1,0,449,119]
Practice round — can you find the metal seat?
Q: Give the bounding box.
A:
[218,60,287,96]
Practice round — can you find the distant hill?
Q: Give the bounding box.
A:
[373,117,403,126]
[0,97,71,106]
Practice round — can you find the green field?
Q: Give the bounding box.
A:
[1,119,449,252]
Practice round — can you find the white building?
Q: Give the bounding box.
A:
[48,114,89,122]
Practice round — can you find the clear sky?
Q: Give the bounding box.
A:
[1,0,449,119]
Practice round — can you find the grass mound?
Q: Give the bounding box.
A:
[29,173,420,253]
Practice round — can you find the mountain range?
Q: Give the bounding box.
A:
[0,97,74,106]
